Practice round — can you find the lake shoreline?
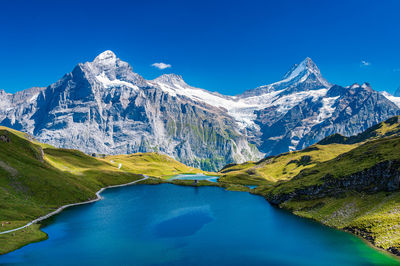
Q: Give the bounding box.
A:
[272,202,400,260]
[154,179,400,261]
[245,189,400,260]
[162,179,400,260]
[0,175,149,255]
[2,181,398,265]
[3,177,399,262]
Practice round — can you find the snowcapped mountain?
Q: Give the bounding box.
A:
[258,82,399,155]
[239,57,331,97]
[0,51,261,171]
[381,90,400,108]
[149,57,332,132]
[1,50,399,170]
[149,56,399,155]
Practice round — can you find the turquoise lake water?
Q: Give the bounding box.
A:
[0,184,398,265]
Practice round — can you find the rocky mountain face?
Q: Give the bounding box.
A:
[0,87,45,130]
[255,83,399,155]
[0,51,260,171]
[1,50,400,170]
[241,65,399,155]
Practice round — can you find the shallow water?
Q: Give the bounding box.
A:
[0,184,398,265]
[169,173,219,182]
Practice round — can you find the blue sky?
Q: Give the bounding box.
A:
[1,0,399,95]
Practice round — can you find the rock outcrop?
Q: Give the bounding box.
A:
[267,160,400,205]
[0,134,10,143]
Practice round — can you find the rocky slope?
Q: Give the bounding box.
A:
[254,82,399,155]
[1,50,400,170]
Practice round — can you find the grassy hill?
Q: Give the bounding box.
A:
[220,116,400,186]
[102,152,204,177]
[219,143,356,185]
[318,116,400,145]
[0,126,204,254]
[266,137,400,198]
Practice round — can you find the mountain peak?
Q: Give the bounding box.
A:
[278,57,330,90]
[76,50,147,87]
[239,57,330,98]
[303,57,319,71]
[92,50,118,67]
[301,57,316,68]
[95,50,116,60]
[282,57,319,80]
[361,82,372,89]
[153,74,187,86]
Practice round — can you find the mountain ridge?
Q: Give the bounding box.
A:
[1,50,399,170]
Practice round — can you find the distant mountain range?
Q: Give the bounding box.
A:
[1,50,399,170]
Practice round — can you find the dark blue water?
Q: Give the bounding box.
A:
[0,184,398,265]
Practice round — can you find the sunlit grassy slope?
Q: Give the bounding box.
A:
[219,143,356,184]
[280,191,400,252]
[0,126,204,254]
[267,137,400,196]
[220,116,400,186]
[103,153,206,177]
[318,115,400,145]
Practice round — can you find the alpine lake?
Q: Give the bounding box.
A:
[1,175,398,265]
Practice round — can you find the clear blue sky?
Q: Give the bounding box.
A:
[1,0,399,95]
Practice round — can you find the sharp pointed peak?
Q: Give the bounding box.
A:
[299,57,318,69]
[282,57,321,80]
[302,57,313,63]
